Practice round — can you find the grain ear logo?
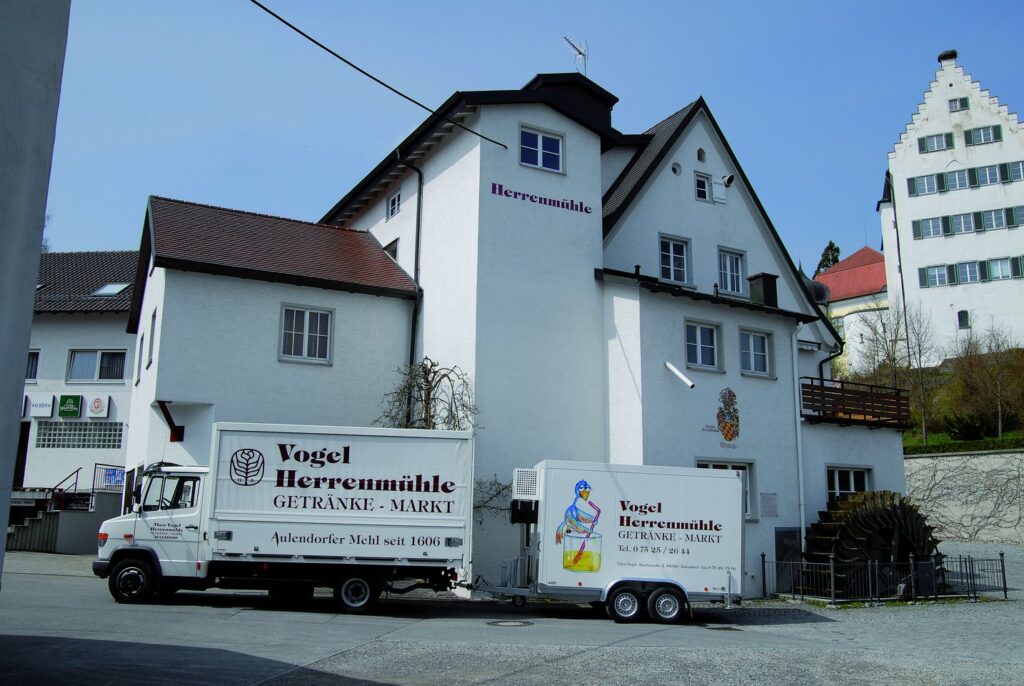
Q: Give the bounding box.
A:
[716,388,739,442]
[230,448,265,486]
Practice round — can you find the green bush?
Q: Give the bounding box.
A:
[903,434,1024,455]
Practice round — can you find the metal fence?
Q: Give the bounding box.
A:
[761,553,1008,604]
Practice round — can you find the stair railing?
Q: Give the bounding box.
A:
[46,467,81,511]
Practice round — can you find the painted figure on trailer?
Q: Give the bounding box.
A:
[555,479,601,543]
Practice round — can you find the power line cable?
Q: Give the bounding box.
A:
[248,0,507,150]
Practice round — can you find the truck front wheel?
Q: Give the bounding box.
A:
[108,558,156,604]
[647,586,686,624]
[334,576,379,613]
[606,587,643,622]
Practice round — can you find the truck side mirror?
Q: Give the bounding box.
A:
[133,483,142,506]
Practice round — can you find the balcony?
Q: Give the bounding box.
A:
[800,377,910,429]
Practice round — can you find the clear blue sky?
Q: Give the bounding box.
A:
[44,0,1024,270]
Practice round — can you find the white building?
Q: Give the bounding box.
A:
[814,247,889,377]
[126,74,906,592]
[15,251,136,513]
[879,50,1024,359]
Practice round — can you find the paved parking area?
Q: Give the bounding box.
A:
[0,544,1019,685]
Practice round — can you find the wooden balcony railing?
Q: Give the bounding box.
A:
[800,377,910,429]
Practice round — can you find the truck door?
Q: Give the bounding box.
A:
[136,474,203,578]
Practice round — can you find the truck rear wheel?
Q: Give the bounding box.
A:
[108,558,157,604]
[647,586,686,624]
[606,587,643,622]
[334,576,379,613]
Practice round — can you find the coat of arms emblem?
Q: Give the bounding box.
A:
[716,388,739,442]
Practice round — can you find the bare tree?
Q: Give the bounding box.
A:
[473,475,512,524]
[377,357,479,431]
[946,326,1024,438]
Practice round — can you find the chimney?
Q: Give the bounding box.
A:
[938,49,957,65]
[748,273,778,308]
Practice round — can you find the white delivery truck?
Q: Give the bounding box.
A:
[93,424,474,612]
[492,460,744,622]
[93,425,743,623]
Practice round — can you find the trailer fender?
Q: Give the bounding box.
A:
[600,578,688,603]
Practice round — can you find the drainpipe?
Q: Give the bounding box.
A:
[791,324,807,552]
[402,157,425,428]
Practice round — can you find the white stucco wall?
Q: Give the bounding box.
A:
[603,111,811,316]
[600,145,637,195]
[124,268,412,469]
[882,57,1024,359]
[21,312,133,488]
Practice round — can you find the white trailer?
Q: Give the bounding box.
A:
[486,460,744,622]
[93,424,473,611]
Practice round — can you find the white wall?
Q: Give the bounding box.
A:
[883,57,1024,359]
[600,146,637,195]
[603,111,812,315]
[125,268,412,469]
[802,423,905,515]
[22,313,133,488]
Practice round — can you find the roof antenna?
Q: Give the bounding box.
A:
[564,37,588,75]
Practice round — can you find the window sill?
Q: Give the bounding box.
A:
[717,291,748,300]
[279,356,333,367]
[24,379,38,384]
[685,364,725,374]
[519,162,565,175]
[740,371,776,380]
[744,516,760,523]
[661,279,696,290]
[65,379,126,385]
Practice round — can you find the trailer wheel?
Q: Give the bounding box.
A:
[334,576,379,613]
[606,587,643,623]
[108,558,157,604]
[647,586,686,624]
[511,595,527,608]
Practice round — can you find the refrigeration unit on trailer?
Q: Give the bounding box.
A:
[486,460,744,623]
[92,424,473,612]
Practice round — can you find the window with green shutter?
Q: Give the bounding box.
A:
[941,216,952,235]
[978,261,989,281]
[912,220,922,239]
[968,168,979,187]
[918,267,928,288]
[1011,256,1023,279]
[946,264,958,285]
[994,125,1003,142]
[965,129,975,146]
[949,98,970,112]
[907,178,918,196]
[973,212,985,232]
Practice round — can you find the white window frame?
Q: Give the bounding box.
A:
[26,350,39,383]
[925,266,947,288]
[922,134,948,152]
[969,126,995,145]
[659,236,690,284]
[915,174,938,194]
[279,305,334,365]
[919,217,943,238]
[718,248,745,295]
[695,172,711,202]
[956,262,979,284]
[947,169,969,190]
[66,349,128,384]
[739,329,771,377]
[977,165,1000,186]
[697,461,756,518]
[685,320,721,370]
[519,126,563,173]
[982,210,1006,231]
[386,190,401,220]
[827,466,870,502]
[989,258,1012,280]
[951,213,974,234]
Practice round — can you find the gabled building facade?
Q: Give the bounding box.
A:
[16,251,137,505]
[123,74,906,593]
[879,50,1024,359]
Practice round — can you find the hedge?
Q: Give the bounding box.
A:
[904,435,1024,456]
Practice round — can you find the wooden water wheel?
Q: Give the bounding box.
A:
[804,491,940,599]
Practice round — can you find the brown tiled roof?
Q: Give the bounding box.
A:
[129,197,417,332]
[35,250,138,313]
[815,247,887,302]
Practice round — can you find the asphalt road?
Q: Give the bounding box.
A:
[0,549,1020,685]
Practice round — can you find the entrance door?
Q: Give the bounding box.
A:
[136,473,203,578]
[13,422,29,489]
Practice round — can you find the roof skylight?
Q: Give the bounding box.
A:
[92,283,130,296]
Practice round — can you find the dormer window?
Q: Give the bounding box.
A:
[520,127,562,173]
[92,283,130,296]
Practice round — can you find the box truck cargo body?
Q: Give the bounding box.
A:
[93,425,743,622]
[93,424,473,611]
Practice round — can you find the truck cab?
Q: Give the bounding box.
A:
[93,463,209,602]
